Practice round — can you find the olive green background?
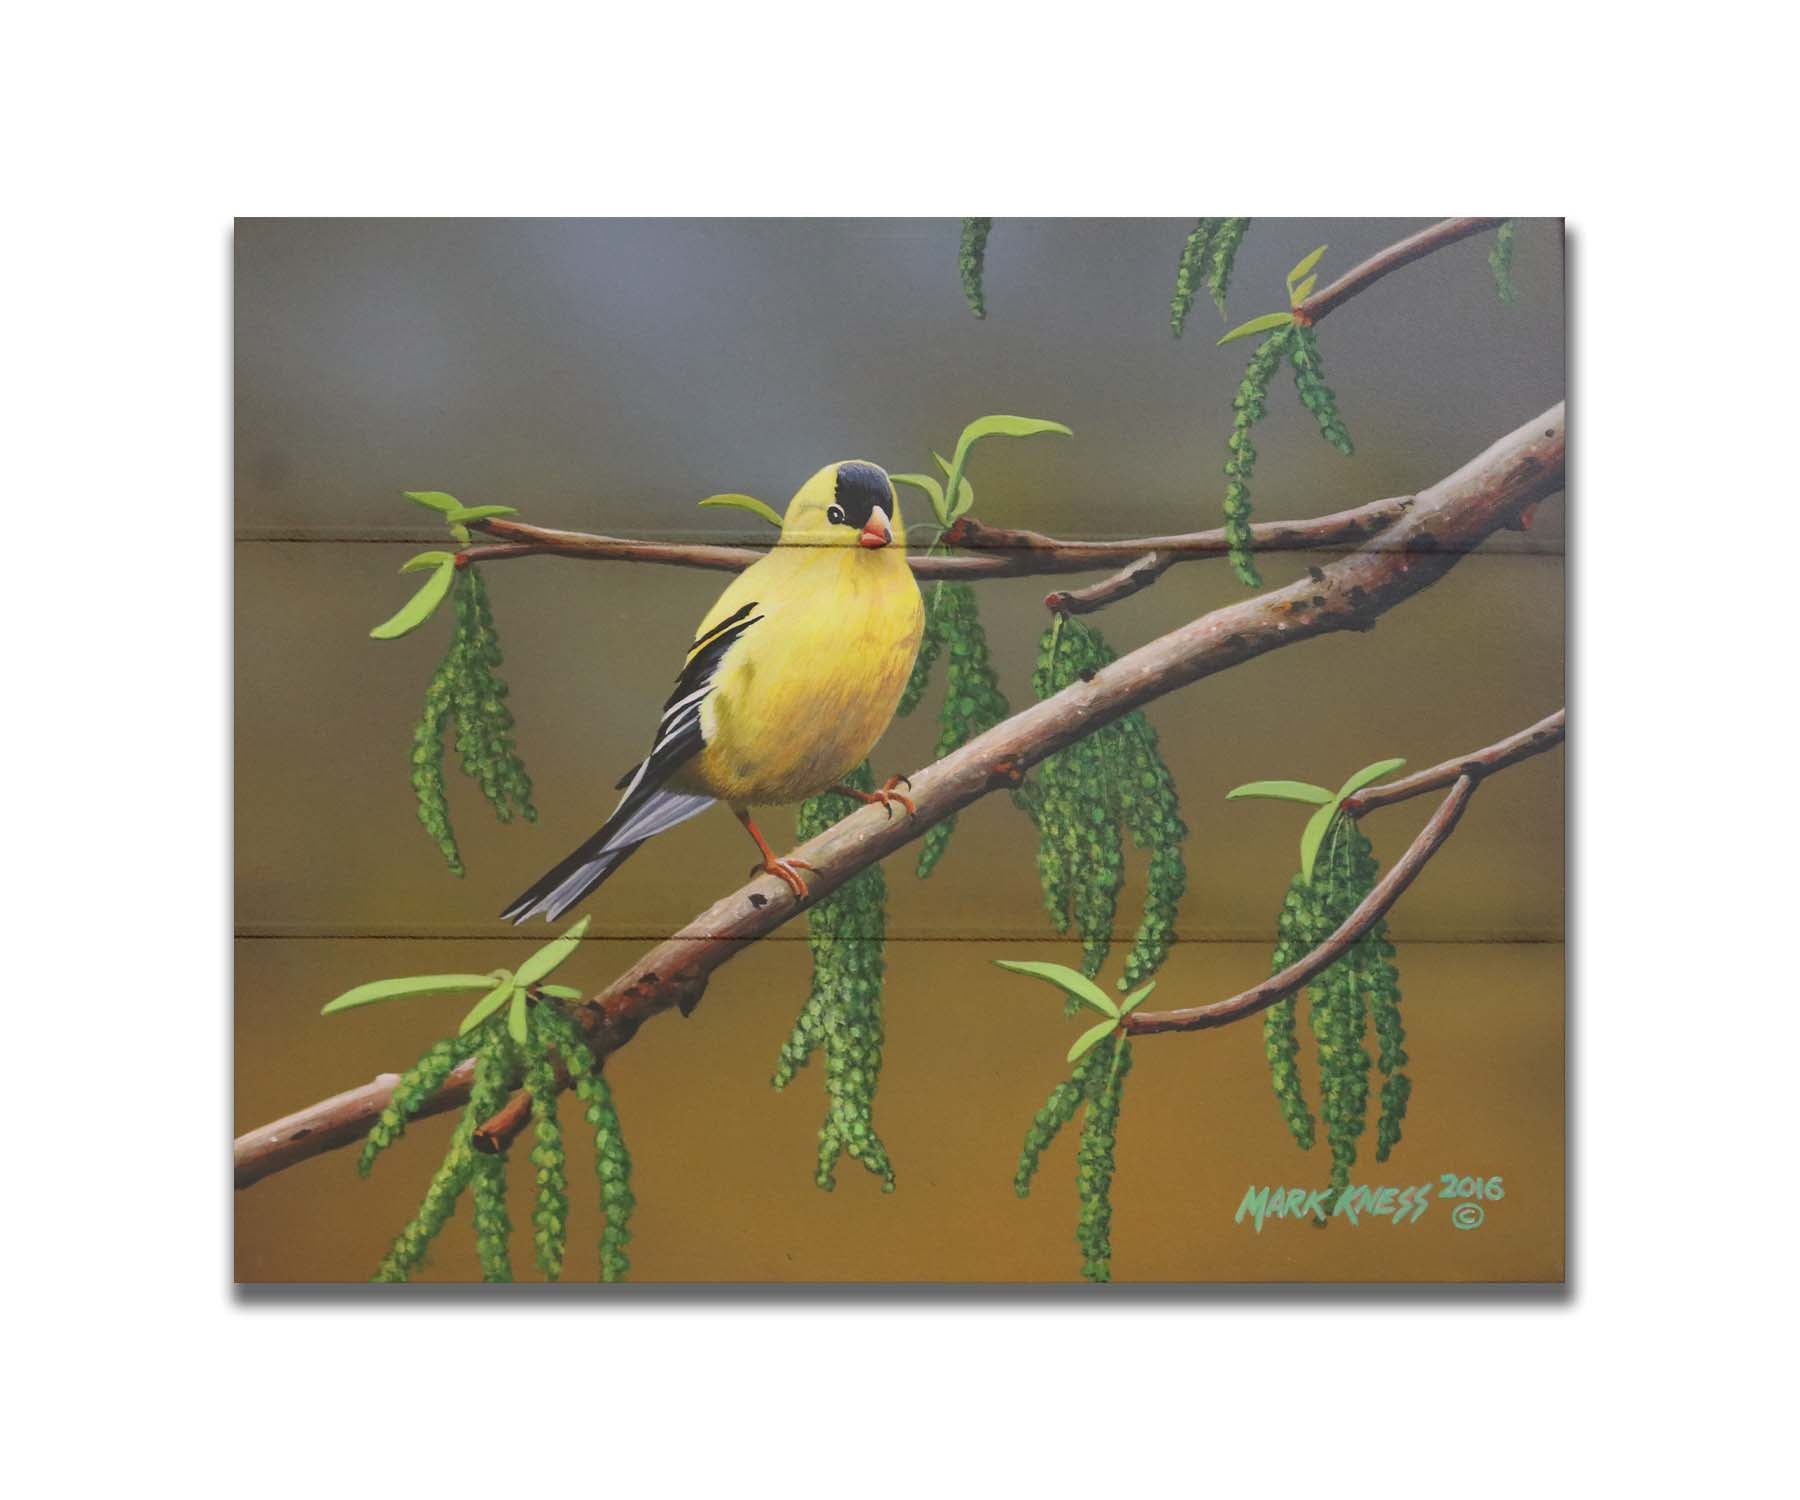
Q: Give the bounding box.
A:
[234,218,1564,1283]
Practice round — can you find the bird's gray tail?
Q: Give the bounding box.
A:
[500,789,715,924]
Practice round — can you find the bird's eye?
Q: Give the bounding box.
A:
[826,505,846,526]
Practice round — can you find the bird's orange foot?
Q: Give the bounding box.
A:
[752,854,815,900]
[835,774,917,819]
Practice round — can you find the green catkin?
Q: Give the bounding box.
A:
[1075,1034,1133,1283]
[1222,324,1294,588]
[524,1011,570,1281]
[1170,220,1219,337]
[1111,709,1188,989]
[461,567,537,823]
[958,217,992,318]
[1262,873,1321,1151]
[1014,1045,1106,1197]
[534,1005,636,1283]
[1288,325,1354,456]
[1205,217,1250,315]
[781,763,897,1192]
[1030,619,1188,986]
[1353,828,1411,1161]
[409,567,536,873]
[1073,789,1124,979]
[770,985,830,1090]
[468,1030,516,1283]
[371,1116,474,1282]
[410,663,462,874]
[1490,219,1518,305]
[1308,820,1373,1212]
[358,1032,479,1176]
[915,583,1014,877]
[585,1069,635,1282]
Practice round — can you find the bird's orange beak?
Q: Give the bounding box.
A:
[859,505,892,549]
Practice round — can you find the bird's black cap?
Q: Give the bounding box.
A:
[833,462,891,528]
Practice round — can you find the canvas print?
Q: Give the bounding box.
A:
[234,217,1565,1283]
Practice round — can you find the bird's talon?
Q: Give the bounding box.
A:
[762,857,813,901]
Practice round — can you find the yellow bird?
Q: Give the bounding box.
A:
[502,461,925,923]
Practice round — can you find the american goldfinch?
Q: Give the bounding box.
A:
[502,461,926,923]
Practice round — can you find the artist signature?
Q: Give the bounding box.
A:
[1234,1174,1505,1232]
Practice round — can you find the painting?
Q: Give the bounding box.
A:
[233,217,1564,1283]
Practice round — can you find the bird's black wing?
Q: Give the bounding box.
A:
[500,602,762,923]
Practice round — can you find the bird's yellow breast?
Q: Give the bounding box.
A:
[677,544,924,807]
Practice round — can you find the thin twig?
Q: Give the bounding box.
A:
[1342,709,1564,816]
[234,403,1563,1187]
[459,495,1417,581]
[1124,777,1478,1035]
[1296,217,1507,325]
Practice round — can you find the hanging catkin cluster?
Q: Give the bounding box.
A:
[523,1014,570,1281]
[409,565,536,875]
[1030,617,1188,987]
[1075,1034,1133,1282]
[537,1005,637,1282]
[1222,325,1294,588]
[1260,816,1411,1211]
[771,762,897,1193]
[1490,219,1518,305]
[468,1034,516,1283]
[1288,325,1353,456]
[364,996,637,1283]
[1222,321,1355,588]
[958,217,993,318]
[1012,1032,1134,1283]
[1170,216,1251,335]
[899,582,1017,877]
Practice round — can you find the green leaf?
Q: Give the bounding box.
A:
[320,973,498,1016]
[1218,311,1296,346]
[403,490,461,514]
[954,414,1073,449]
[1067,1018,1119,1065]
[994,959,1119,1019]
[1287,245,1328,288]
[1117,982,1157,1017]
[514,915,592,988]
[945,415,1070,532]
[1225,779,1333,805]
[1336,757,1407,800]
[459,977,516,1036]
[1299,802,1339,885]
[931,451,975,518]
[538,983,583,1001]
[508,988,529,1045]
[370,559,456,640]
[1288,274,1318,307]
[444,504,519,524]
[890,473,949,528]
[698,493,784,529]
[399,550,456,574]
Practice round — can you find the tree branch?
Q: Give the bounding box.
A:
[236,402,1563,1188]
[1342,708,1564,817]
[1296,217,1507,325]
[458,494,1417,581]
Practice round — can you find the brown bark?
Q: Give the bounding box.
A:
[1297,217,1507,324]
[459,493,1417,580]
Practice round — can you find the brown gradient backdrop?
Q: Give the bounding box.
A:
[234,218,1564,1283]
